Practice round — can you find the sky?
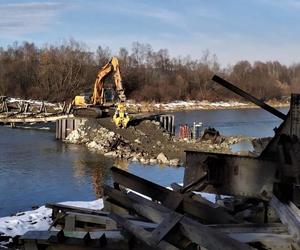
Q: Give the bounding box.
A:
[0,0,299,66]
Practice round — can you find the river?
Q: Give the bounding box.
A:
[0,108,288,216]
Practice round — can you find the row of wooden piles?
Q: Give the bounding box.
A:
[19,167,300,250]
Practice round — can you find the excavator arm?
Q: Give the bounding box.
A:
[91,57,126,105]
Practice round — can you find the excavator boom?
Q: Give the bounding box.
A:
[91,57,126,105]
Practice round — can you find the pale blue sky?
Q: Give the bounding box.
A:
[0,0,299,66]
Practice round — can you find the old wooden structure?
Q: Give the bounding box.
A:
[0,98,73,124]
[16,167,300,250]
[6,76,300,249]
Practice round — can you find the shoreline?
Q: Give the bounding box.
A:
[126,100,290,113]
[3,97,289,114]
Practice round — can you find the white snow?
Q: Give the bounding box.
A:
[127,100,248,111]
[7,97,57,107]
[0,189,224,245]
[0,206,51,238]
[0,199,103,241]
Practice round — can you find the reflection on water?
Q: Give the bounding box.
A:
[0,107,289,216]
[0,126,181,216]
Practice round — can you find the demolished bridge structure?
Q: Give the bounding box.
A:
[185,75,300,204]
[15,76,300,250]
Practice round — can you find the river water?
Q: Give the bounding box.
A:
[0,108,288,216]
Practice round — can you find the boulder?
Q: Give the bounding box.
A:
[149,158,157,164]
[134,138,141,144]
[169,158,180,166]
[157,153,168,164]
[104,151,118,157]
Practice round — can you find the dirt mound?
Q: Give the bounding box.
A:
[66,118,248,166]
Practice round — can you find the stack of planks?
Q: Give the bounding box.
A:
[20,167,300,250]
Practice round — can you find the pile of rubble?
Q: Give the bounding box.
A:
[14,167,300,250]
[65,118,252,167]
[66,119,180,166]
[67,120,132,157]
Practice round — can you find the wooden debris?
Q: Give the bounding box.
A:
[15,167,300,250]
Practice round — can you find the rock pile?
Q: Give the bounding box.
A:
[65,119,181,166]
[65,119,250,167]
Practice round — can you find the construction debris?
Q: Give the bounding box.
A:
[11,167,300,250]
[64,118,251,166]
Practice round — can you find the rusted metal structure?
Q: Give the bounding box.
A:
[184,75,300,204]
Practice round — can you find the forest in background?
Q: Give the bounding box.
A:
[0,39,299,103]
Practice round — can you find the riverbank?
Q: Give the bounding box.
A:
[126,99,290,113]
[3,96,289,114]
[0,108,284,222]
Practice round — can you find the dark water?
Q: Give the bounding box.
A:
[0,108,288,216]
[173,107,288,137]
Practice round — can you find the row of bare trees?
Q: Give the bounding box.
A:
[0,40,299,102]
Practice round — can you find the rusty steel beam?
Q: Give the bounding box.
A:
[212,75,287,120]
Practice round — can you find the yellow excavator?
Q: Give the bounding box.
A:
[73,57,130,128]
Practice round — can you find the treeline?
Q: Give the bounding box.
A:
[0,40,299,102]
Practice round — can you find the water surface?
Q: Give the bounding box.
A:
[0,108,288,216]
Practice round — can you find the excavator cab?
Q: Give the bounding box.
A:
[74,92,91,106]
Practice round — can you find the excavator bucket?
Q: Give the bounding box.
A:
[113,103,131,128]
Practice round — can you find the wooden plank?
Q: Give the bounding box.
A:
[67,212,115,229]
[110,212,180,250]
[46,203,110,217]
[64,211,156,230]
[210,223,288,234]
[110,167,238,224]
[111,166,171,202]
[23,241,38,250]
[270,196,300,240]
[179,217,253,250]
[47,202,149,224]
[64,214,76,231]
[228,232,293,243]
[22,230,130,250]
[149,212,183,245]
[104,186,252,250]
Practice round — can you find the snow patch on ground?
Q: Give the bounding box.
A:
[126,100,249,112]
[0,199,103,240]
[0,191,222,245]
[0,206,52,238]
[7,97,57,107]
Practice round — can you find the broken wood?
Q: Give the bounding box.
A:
[104,185,252,250]
[110,166,238,224]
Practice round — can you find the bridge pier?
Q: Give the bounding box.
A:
[56,118,85,140]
